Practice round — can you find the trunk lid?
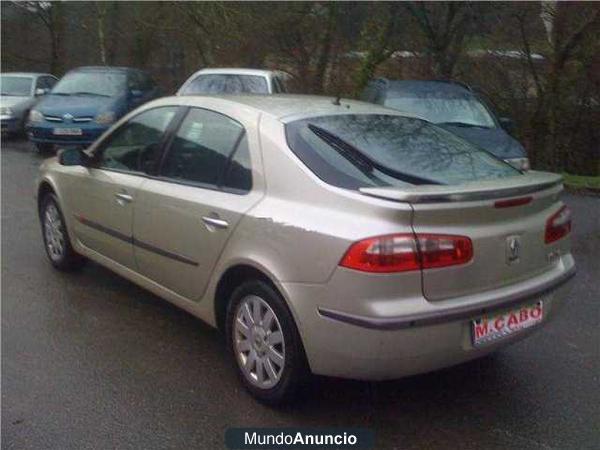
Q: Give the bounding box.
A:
[361,172,568,301]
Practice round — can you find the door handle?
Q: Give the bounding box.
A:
[115,192,133,205]
[202,216,229,230]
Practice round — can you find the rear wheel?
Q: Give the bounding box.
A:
[226,280,309,405]
[40,193,85,271]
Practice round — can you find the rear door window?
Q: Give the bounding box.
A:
[160,108,246,188]
[285,114,519,189]
[222,134,252,192]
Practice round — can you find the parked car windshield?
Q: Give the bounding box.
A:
[286,114,519,189]
[52,71,127,97]
[181,74,269,95]
[0,75,33,96]
[384,95,496,128]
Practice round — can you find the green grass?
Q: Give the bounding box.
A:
[562,173,600,190]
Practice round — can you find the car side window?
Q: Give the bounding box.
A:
[96,107,177,173]
[160,108,245,188]
[35,78,45,90]
[141,73,155,91]
[272,76,287,94]
[222,134,252,192]
[128,72,143,91]
[46,77,57,89]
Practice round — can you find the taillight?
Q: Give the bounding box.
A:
[339,233,473,273]
[545,205,572,244]
[418,234,473,269]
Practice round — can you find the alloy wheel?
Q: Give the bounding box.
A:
[44,203,65,262]
[234,295,285,389]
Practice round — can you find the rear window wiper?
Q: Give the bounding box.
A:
[307,124,441,186]
[71,92,111,97]
[438,121,490,129]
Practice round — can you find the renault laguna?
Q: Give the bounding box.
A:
[35,95,575,404]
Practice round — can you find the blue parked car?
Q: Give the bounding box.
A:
[26,66,160,152]
[361,79,530,171]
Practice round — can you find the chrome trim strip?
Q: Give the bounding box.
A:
[75,215,198,267]
[318,266,576,330]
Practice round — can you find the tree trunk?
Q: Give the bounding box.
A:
[311,4,337,94]
[352,3,401,96]
[48,2,66,75]
[96,3,107,65]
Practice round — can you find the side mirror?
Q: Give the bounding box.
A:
[58,148,90,167]
[130,89,143,98]
[499,117,514,133]
[35,88,47,96]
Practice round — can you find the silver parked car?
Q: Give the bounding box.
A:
[1,72,58,135]
[36,95,575,404]
[177,68,290,95]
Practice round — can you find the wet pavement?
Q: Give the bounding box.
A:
[2,138,599,449]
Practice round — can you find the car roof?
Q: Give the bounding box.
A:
[149,94,414,123]
[188,68,276,78]
[374,79,473,98]
[0,72,53,78]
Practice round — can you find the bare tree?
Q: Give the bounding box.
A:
[517,1,600,170]
[403,2,477,78]
[352,2,402,95]
[11,1,66,74]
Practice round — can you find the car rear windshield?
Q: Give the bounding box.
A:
[285,114,519,189]
[385,94,496,128]
[0,76,32,96]
[52,71,127,97]
[181,74,269,95]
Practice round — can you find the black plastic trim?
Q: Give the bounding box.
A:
[75,215,198,266]
[318,266,576,330]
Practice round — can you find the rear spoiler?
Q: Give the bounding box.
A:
[359,171,563,204]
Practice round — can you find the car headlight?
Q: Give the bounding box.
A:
[95,111,116,125]
[28,109,44,123]
[0,106,13,117]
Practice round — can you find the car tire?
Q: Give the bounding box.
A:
[226,279,309,405]
[35,143,54,154]
[40,193,85,271]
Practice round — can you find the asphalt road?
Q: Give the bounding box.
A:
[2,138,599,450]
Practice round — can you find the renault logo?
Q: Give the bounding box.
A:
[506,235,521,264]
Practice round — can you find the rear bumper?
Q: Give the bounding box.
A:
[285,254,575,380]
[318,263,575,330]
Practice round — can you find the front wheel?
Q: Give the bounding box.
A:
[40,193,85,271]
[226,280,309,405]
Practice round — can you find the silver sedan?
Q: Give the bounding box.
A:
[35,95,575,404]
[1,72,57,135]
